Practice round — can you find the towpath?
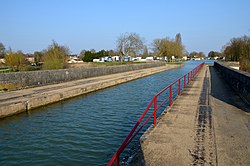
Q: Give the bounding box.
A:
[0,64,180,118]
[140,65,250,165]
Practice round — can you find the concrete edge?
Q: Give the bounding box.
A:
[0,64,182,119]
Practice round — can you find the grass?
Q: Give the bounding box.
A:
[0,68,11,73]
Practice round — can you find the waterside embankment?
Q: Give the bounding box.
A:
[0,62,165,90]
[0,64,181,118]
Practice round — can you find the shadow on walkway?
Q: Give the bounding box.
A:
[210,66,250,112]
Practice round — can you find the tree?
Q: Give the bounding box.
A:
[4,51,27,71]
[107,49,118,57]
[208,51,223,59]
[116,32,144,61]
[152,34,184,61]
[223,35,250,72]
[42,41,69,70]
[82,51,93,62]
[0,42,5,58]
[142,46,149,58]
[34,51,44,65]
[79,49,87,60]
[188,51,205,59]
[81,50,109,62]
[175,33,182,45]
[90,49,96,53]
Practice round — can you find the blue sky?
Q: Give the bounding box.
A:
[1,0,250,55]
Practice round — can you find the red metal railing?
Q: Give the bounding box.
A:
[108,62,205,166]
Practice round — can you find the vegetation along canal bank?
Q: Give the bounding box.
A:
[0,63,181,118]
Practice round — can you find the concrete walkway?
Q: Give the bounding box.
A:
[0,64,180,118]
[140,65,250,165]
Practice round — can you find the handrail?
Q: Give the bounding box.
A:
[108,62,205,166]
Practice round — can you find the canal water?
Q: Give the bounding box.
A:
[0,61,211,166]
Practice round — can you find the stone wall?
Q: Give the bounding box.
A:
[0,62,165,90]
[219,61,239,67]
[214,62,250,105]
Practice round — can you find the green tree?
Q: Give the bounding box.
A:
[208,51,223,59]
[33,51,44,65]
[152,34,184,61]
[42,41,69,70]
[82,51,93,62]
[4,51,27,71]
[222,35,250,72]
[82,50,109,62]
[188,51,205,59]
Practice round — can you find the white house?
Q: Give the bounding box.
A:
[93,59,100,62]
[132,57,142,61]
[0,58,5,63]
[146,57,154,61]
[112,56,120,62]
[68,55,83,63]
[94,56,113,63]
[182,56,188,61]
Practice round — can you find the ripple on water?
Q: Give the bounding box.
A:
[0,61,204,165]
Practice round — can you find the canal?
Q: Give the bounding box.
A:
[0,61,208,166]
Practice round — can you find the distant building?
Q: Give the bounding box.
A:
[123,56,132,62]
[93,59,100,62]
[26,56,35,64]
[146,57,154,61]
[182,56,188,61]
[132,57,142,61]
[0,58,5,63]
[68,55,83,63]
[93,56,113,63]
[112,56,120,62]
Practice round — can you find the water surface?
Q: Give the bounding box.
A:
[0,61,206,165]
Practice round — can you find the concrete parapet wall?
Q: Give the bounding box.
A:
[214,62,250,104]
[0,62,164,90]
[219,61,239,67]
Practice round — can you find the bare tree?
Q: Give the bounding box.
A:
[142,46,149,58]
[116,32,145,61]
[175,33,182,45]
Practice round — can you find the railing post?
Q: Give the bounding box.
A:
[169,85,173,106]
[153,96,157,126]
[184,75,186,88]
[178,79,180,95]
[116,155,119,166]
[188,72,190,84]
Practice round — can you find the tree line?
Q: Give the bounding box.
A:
[0,32,188,71]
[0,41,69,71]
[222,35,250,72]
